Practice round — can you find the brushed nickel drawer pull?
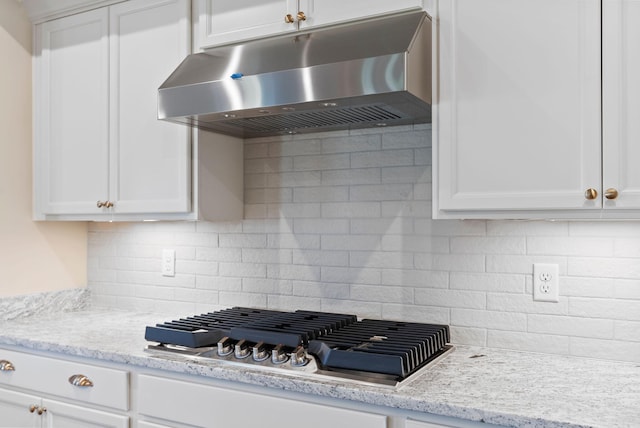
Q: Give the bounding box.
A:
[68,374,93,387]
[0,360,15,371]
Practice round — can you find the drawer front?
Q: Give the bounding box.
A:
[138,374,387,428]
[0,349,128,410]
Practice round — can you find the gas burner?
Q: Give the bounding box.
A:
[144,307,451,388]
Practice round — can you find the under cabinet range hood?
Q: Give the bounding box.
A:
[158,11,432,138]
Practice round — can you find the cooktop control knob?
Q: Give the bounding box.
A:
[252,341,270,362]
[217,337,234,357]
[234,339,251,359]
[271,344,289,365]
[290,345,310,367]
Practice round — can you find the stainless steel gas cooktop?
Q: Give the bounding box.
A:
[144,307,452,388]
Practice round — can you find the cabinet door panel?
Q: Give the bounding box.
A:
[0,389,40,428]
[435,0,601,213]
[36,8,110,215]
[109,0,191,214]
[0,349,128,411]
[299,0,422,29]
[603,0,640,209]
[197,0,298,48]
[43,399,128,428]
[138,374,387,428]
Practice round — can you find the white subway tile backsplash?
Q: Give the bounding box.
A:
[292,281,350,299]
[527,237,614,257]
[88,127,640,364]
[320,266,381,285]
[293,153,350,171]
[219,262,266,278]
[350,284,413,304]
[568,257,640,280]
[486,293,568,315]
[381,269,449,289]
[614,279,640,299]
[450,272,525,293]
[293,218,349,234]
[350,183,413,201]
[569,337,640,362]
[415,289,486,309]
[527,314,614,339]
[242,278,292,295]
[451,237,526,255]
[321,168,381,186]
[291,250,349,267]
[382,304,449,324]
[293,186,350,202]
[569,297,640,321]
[452,309,527,331]
[321,134,381,154]
[320,202,381,218]
[614,320,640,342]
[488,330,569,355]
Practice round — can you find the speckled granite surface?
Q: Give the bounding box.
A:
[0,308,638,428]
[0,289,89,321]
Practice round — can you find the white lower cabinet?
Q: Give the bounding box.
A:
[0,349,129,428]
[137,374,387,428]
[0,389,39,428]
[1,348,499,428]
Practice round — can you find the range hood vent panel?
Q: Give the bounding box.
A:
[158,11,432,138]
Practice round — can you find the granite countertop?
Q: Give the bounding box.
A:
[0,308,639,428]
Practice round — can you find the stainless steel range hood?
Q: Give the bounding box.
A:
[158,11,431,138]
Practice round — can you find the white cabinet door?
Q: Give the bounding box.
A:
[35,8,110,216]
[34,0,193,219]
[138,374,387,428]
[43,399,128,428]
[109,0,191,214]
[197,0,298,48]
[197,0,424,49]
[434,0,601,215]
[0,389,40,428]
[602,0,640,209]
[299,0,423,30]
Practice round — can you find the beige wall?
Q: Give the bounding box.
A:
[0,0,87,297]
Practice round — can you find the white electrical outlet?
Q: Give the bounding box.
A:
[533,263,559,302]
[162,249,175,277]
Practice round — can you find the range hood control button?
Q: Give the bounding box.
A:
[271,344,289,365]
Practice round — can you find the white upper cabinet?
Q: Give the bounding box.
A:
[35,8,110,217]
[433,0,602,218]
[108,0,191,214]
[602,0,640,210]
[34,0,192,220]
[435,0,640,219]
[196,0,424,49]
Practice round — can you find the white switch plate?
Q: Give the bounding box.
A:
[533,263,559,302]
[162,249,175,277]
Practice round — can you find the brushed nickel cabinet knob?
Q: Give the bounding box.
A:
[604,188,619,200]
[584,188,598,200]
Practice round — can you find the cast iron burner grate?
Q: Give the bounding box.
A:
[307,320,450,378]
[144,307,357,349]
